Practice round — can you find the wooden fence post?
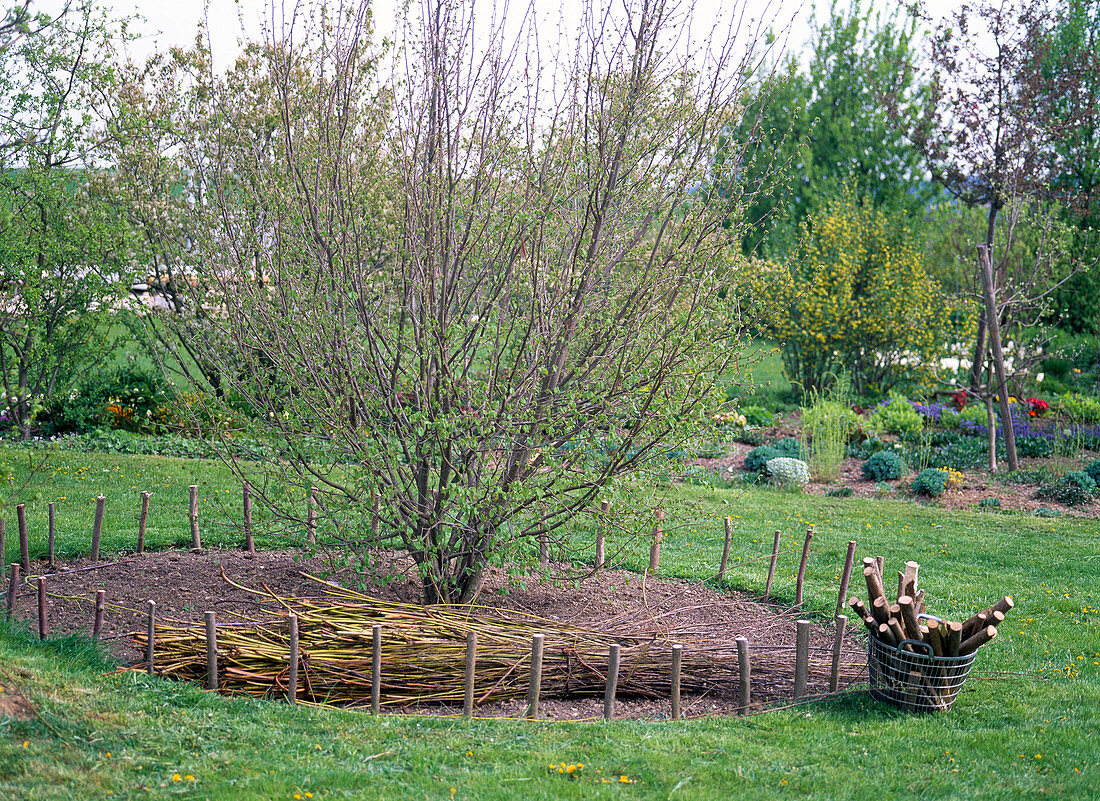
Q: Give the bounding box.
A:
[288,614,299,704]
[796,528,813,606]
[737,636,750,714]
[764,530,781,598]
[527,633,545,719]
[91,495,105,562]
[649,509,664,572]
[604,643,621,721]
[190,486,201,551]
[17,504,29,573]
[93,589,105,638]
[137,492,151,555]
[6,563,18,617]
[670,644,683,721]
[146,600,156,675]
[205,611,217,690]
[836,540,856,615]
[37,576,47,639]
[794,620,811,699]
[463,631,477,717]
[829,615,847,693]
[717,516,733,582]
[371,624,382,714]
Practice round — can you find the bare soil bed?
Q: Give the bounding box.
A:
[7,548,867,720]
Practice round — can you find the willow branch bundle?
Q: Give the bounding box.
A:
[136,574,863,708]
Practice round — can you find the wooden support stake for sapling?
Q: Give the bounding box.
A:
[137,492,151,555]
[794,620,810,699]
[736,636,750,714]
[93,589,105,639]
[6,563,18,617]
[795,528,812,606]
[37,576,47,639]
[243,482,254,554]
[836,540,856,616]
[648,509,664,572]
[189,486,201,551]
[670,644,683,721]
[718,516,733,582]
[538,532,548,566]
[527,633,545,720]
[47,504,55,570]
[896,571,906,603]
[371,624,382,714]
[764,530,781,598]
[288,614,299,705]
[829,615,847,693]
[17,504,29,573]
[205,611,218,690]
[898,595,921,642]
[876,622,898,648]
[91,495,105,562]
[603,642,620,721]
[371,492,380,536]
[307,487,318,545]
[463,631,477,717]
[596,499,610,569]
[146,600,156,675]
[0,520,5,571]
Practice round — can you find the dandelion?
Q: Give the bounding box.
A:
[172,774,182,782]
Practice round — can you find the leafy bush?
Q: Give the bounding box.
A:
[761,192,970,395]
[1085,459,1100,484]
[47,364,172,435]
[955,404,990,427]
[827,487,854,497]
[861,449,906,481]
[1034,507,1063,518]
[869,396,924,437]
[1036,471,1097,506]
[743,438,802,473]
[765,457,810,487]
[978,497,1001,509]
[740,404,774,427]
[847,436,895,460]
[1060,393,1100,424]
[1015,435,1056,458]
[911,467,949,497]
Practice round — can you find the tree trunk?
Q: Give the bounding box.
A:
[979,244,1018,472]
[968,308,987,393]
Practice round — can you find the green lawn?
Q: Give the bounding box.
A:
[2,448,1098,799]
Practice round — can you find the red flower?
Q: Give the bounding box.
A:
[952,391,967,411]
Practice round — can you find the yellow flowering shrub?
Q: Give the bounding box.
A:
[763,193,973,395]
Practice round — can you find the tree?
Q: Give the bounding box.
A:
[764,191,966,396]
[897,0,1099,471]
[178,0,772,604]
[714,0,931,259]
[0,1,134,437]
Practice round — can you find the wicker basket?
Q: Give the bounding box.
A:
[867,635,977,712]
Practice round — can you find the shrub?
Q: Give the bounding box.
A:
[827,487,854,498]
[1015,435,1056,458]
[801,394,859,481]
[1036,471,1097,506]
[911,468,949,497]
[1060,393,1100,424]
[47,364,172,435]
[765,457,810,487]
[862,450,906,481]
[956,404,990,427]
[978,497,1001,509]
[1085,459,1100,484]
[740,404,774,427]
[869,396,924,437]
[743,438,802,473]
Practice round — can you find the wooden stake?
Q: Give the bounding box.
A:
[961,610,990,641]
[871,595,890,625]
[847,596,875,629]
[836,540,856,616]
[829,615,847,693]
[371,492,380,536]
[959,624,998,655]
[670,644,683,721]
[91,495,105,562]
[764,530,781,598]
[875,555,885,576]
[17,504,29,573]
[896,571,906,603]
[463,631,477,717]
[926,618,945,657]
[946,621,962,657]
[648,509,664,572]
[595,499,610,568]
[307,487,318,545]
[992,596,1015,616]
[243,482,254,554]
[538,532,548,566]
[603,642,620,721]
[371,624,382,714]
[794,620,810,698]
[6,563,18,617]
[795,528,812,606]
[189,486,201,551]
[736,636,750,714]
[46,507,56,572]
[0,519,4,570]
[137,492,151,555]
[288,614,299,704]
[863,566,887,609]
[887,617,907,646]
[876,622,898,648]
[205,611,218,690]
[146,600,156,675]
[37,576,47,639]
[718,516,733,582]
[527,633,545,720]
[903,560,920,597]
[93,589,105,639]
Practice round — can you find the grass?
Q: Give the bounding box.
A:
[2,448,1099,799]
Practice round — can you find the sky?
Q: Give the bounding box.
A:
[97,0,980,70]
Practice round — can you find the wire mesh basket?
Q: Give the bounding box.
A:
[867,635,978,712]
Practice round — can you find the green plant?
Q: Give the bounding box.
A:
[956,403,990,426]
[764,456,810,487]
[1034,506,1063,517]
[861,450,906,481]
[743,438,803,473]
[47,364,173,435]
[1085,459,1100,484]
[978,496,1001,509]
[739,404,774,427]
[1036,471,1097,506]
[911,467,949,497]
[827,487,854,497]
[869,396,924,437]
[800,389,859,482]
[1059,392,1100,424]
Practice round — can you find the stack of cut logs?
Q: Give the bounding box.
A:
[847,557,1014,657]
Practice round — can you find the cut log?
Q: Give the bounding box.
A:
[961,610,990,641]
[887,617,907,647]
[925,618,945,657]
[946,621,962,657]
[848,597,876,629]
[864,567,887,608]
[871,596,890,625]
[992,596,1014,616]
[876,622,898,648]
[897,595,921,642]
[959,624,998,656]
[903,561,919,597]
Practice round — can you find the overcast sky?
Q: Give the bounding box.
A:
[97,0,978,70]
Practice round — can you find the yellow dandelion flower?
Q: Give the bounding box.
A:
[172,774,181,782]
